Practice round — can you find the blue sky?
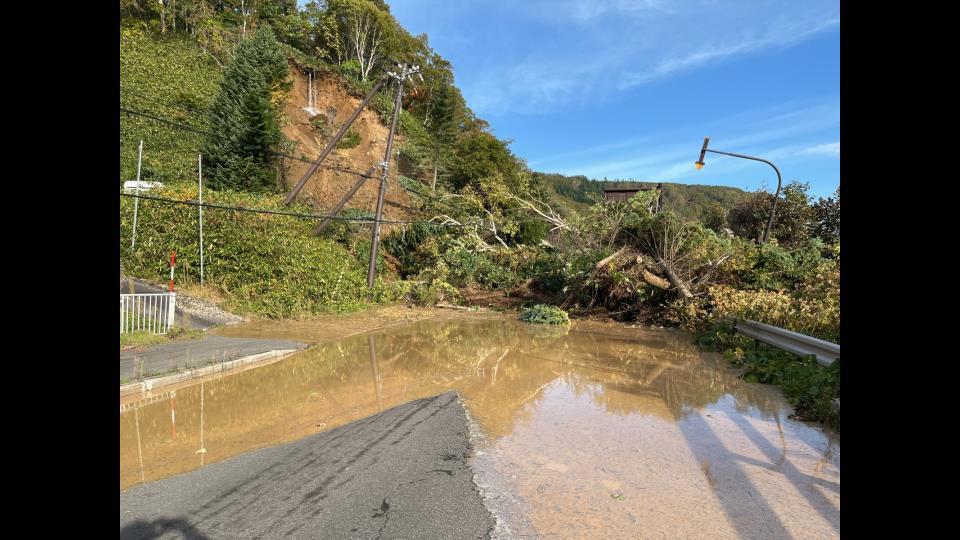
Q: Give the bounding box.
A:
[384,1,840,198]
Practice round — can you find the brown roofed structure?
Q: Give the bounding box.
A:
[602,183,664,212]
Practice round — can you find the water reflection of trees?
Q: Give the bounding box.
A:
[371,319,784,433]
[120,318,785,488]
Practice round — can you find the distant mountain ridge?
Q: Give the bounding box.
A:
[534,171,748,222]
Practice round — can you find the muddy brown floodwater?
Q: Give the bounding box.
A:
[120,313,840,539]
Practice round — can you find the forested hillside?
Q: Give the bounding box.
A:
[119,0,840,428]
[534,172,747,222]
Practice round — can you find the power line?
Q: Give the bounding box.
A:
[120,100,555,228]
[120,86,211,115]
[119,191,464,227]
[120,106,304,162]
[121,86,329,156]
[119,106,387,180]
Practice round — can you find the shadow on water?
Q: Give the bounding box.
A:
[727,410,840,534]
[678,410,795,539]
[119,316,839,538]
[119,518,209,540]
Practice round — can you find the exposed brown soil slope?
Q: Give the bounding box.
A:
[279,64,417,228]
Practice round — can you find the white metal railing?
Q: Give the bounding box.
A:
[120,293,176,334]
[734,318,839,367]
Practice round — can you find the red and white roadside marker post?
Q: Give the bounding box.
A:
[169,251,176,292]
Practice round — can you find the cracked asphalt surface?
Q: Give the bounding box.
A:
[119,391,496,539]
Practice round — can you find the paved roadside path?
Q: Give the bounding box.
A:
[120,391,496,539]
[120,336,308,382]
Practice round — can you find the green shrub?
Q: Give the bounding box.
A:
[698,323,840,430]
[510,219,549,245]
[374,279,415,304]
[339,59,362,81]
[411,279,460,305]
[382,222,443,273]
[336,129,361,149]
[120,185,372,318]
[318,208,374,246]
[520,304,570,325]
[310,114,332,137]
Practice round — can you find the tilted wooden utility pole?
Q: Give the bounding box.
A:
[367,63,421,289]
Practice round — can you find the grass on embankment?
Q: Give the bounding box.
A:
[120,326,205,350]
[120,24,222,185]
[120,186,409,319]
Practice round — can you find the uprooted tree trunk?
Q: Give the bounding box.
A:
[657,257,694,299]
[595,246,627,269]
[635,214,705,301]
[641,268,670,290]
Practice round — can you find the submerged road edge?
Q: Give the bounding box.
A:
[120,391,497,539]
[120,348,301,405]
[461,396,539,540]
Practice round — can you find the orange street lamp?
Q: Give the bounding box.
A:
[694,136,782,244]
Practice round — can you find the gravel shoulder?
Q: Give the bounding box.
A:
[120,276,244,329]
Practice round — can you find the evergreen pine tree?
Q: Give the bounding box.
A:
[204,26,288,192]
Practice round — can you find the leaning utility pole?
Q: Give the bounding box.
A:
[367,63,421,289]
[283,75,388,205]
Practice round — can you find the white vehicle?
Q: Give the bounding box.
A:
[123,180,164,193]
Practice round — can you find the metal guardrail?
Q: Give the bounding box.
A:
[734,319,839,367]
[120,293,176,334]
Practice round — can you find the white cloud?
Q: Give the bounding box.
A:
[534,98,839,178]
[564,0,670,23]
[798,142,840,157]
[620,15,840,88]
[459,1,839,115]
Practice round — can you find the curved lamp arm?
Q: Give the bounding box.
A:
[705,149,782,243]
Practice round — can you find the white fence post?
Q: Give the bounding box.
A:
[120,292,177,335]
[168,293,176,332]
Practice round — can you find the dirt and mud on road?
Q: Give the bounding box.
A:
[208,304,480,344]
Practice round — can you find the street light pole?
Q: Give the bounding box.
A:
[694,137,782,243]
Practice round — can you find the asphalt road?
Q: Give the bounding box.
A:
[120,336,308,381]
[120,278,220,330]
[120,391,496,539]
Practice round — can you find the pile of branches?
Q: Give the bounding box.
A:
[561,213,732,320]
